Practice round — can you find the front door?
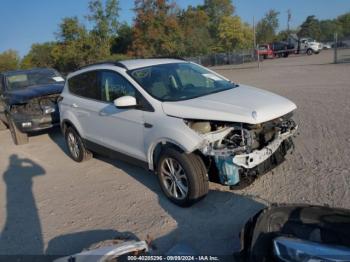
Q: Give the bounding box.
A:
[94,70,146,161]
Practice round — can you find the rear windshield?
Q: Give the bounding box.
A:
[5,69,64,90]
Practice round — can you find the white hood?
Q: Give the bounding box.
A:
[161,85,297,124]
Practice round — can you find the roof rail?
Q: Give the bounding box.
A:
[148,56,186,61]
[79,61,127,70]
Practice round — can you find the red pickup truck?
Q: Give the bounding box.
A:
[256,42,296,59]
[256,44,274,59]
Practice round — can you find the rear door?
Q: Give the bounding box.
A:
[67,70,147,161]
[66,70,101,141]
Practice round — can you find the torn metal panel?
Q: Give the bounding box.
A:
[232,128,297,169]
[187,116,297,187]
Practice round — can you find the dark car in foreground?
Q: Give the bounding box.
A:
[236,204,350,261]
[0,68,64,145]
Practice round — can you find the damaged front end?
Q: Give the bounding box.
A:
[186,113,298,188]
[9,94,61,132]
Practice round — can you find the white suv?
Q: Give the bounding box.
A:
[59,59,297,206]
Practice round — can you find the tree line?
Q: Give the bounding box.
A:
[0,0,349,73]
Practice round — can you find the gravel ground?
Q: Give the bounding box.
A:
[0,50,349,257]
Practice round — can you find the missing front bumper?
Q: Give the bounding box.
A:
[233,130,296,169]
[215,135,295,187]
[11,111,60,132]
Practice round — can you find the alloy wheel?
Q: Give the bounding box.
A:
[160,157,189,200]
[67,132,80,159]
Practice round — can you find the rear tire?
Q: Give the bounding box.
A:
[65,126,92,162]
[157,148,209,207]
[8,117,28,145]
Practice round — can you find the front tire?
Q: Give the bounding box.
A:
[65,127,92,162]
[157,148,209,207]
[8,117,28,145]
[306,49,313,55]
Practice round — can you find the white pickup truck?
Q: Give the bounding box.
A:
[299,37,323,55]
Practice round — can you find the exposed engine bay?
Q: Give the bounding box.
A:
[8,94,61,132]
[10,94,60,116]
[185,113,298,187]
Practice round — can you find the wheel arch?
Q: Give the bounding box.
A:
[61,119,83,138]
[148,139,192,171]
[307,48,314,55]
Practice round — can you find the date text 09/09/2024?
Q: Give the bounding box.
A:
[127,255,220,261]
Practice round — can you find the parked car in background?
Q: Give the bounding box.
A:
[332,41,349,48]
[256,44,274,59]
[0,68,64,145]
[286,34,323,55]
[322,42,332,49]
[256,42,295,59]
[298,38,323,55]
[59,59,297,206]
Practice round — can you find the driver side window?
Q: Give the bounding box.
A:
[100,71,135,102]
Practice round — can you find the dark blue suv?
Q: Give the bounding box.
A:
[0,68,64,144]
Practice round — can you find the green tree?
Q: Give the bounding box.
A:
[87,0,120,58]
[53,17,94,72]
[256,9,280,44]
[179,6,211,56]
[298,15,321,40]
[276,29,298,41]
[0,50,20,72]
[21,42,57,69]
[337,12,350,37]
[131,0,184,57]
[319,19,342,41]
[203,0,235,39]
[56,17,86,42]
[218,16,253,51]
[87,0,120,39]
[111,23,133,54]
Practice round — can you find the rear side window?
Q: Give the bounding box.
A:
[68,71,100,100]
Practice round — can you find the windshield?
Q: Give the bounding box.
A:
[5,69,64,90]
[128,63,235,102]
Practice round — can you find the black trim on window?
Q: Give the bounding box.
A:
[68,69,154,112]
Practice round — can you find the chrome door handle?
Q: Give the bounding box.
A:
[71,103,79,108]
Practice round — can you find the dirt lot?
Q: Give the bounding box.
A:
[0,50,349,257]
